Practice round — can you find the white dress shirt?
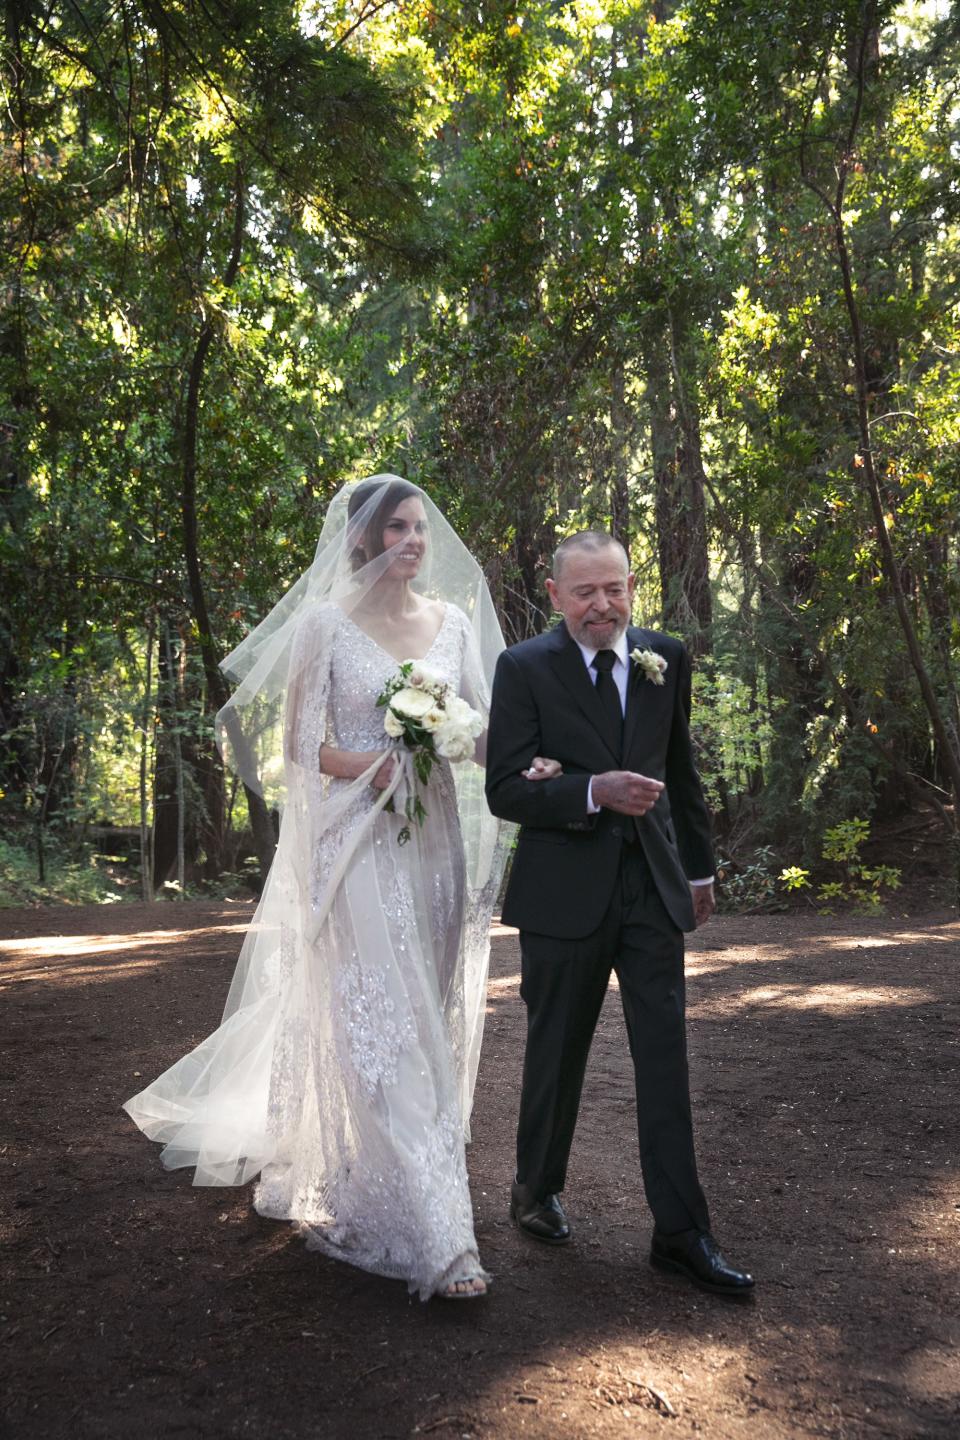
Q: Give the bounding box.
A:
[576,634,713,888]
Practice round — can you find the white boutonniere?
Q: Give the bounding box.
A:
[630,647,668,686]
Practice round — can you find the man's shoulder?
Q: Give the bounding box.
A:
[503,625,566,665]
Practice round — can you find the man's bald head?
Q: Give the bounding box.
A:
[552,531,628,581]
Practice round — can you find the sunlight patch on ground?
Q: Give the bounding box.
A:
[699,982,934,1014]
[823,924,960,948]
[687,921,960,978]
[897,1349,960,1405]
[4,955,189,986]
[0,923,248,988]
[687,951,751,977]
[0,923,248,961]
[686,941,793,977]
[461,1324,829,1430]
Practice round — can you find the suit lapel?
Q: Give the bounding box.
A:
[622,626,659,759]
[548,623,622,764]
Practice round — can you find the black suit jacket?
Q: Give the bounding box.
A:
[485,621,715,937]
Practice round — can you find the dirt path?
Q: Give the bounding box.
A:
[2,901,958,1439]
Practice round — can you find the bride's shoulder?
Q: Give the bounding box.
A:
[292,599,344,645]
[304,598,343,621]
[441,601,472,633]
[413,595,457,635]
[416,596,447,622]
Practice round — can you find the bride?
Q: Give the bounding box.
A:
[124,476,556,1299]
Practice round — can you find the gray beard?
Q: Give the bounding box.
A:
[567,616,629,649]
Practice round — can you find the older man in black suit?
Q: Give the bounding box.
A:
[485,530,753,1298]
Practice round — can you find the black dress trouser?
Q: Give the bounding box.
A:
[515,841,710,1236]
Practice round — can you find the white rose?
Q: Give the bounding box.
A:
[444,695,483,737]
[420,708,444,733]
[405,662,442,691]
[390,686,435,719]
[383,709,404,738]
[435,724,473,761]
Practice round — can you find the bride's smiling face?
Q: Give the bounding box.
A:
[380,497,428,577]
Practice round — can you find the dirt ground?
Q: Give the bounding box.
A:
[2,899,959,1440]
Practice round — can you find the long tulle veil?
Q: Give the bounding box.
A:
[123,477,512,1185]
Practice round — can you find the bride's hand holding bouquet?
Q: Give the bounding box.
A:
[377,660,483,842]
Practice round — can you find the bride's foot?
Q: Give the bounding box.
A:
[441,1274,488,1299]
[438,1256,490,1300]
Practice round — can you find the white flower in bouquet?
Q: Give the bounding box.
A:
[435,725,475,762]
[434,695,483,761]
[383,708,404,738]
[374,659,480,846]
[406,662,443,691]
[376,660,484,843]
[390,685,437,721]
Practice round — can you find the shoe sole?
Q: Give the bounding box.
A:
[650,1251,755,1299]
[509,1205,572,1245]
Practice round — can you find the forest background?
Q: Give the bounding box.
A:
[1,0,958,909]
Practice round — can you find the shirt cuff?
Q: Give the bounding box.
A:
[586,777,600,815]
[690,877,714,887]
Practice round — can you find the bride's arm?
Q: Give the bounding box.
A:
[319,744,396,789]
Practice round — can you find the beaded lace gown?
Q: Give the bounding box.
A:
[124,599,497,1299]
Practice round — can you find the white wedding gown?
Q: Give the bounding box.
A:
[125,601,498,1299]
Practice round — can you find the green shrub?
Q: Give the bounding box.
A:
[779,818,901,913]
[0,835,129,907]
[717,845,785,913]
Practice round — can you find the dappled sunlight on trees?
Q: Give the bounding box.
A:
[1,0,958,902]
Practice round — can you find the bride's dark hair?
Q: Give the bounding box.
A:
[346,477,423,569]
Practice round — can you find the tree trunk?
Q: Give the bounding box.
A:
[139,611,156,901]
[177,165,276,880]
[609,363,631,555]
[811,15,960,816]
[152,620,196,889]
[645,311,713,655]
[670,311,713,653]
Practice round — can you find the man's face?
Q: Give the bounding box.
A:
[545,544,635,649]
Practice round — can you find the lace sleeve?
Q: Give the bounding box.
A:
[283,604,336,776]
[451,605,491,718]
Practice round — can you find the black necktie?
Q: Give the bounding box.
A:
[592,649,622,749]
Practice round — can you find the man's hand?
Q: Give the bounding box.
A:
[522,756,563,781]
[591,770,664,816]
[371,754,397,790]
[691,882,716,928]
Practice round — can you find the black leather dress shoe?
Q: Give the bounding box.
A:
[510,1181,571,1244]
[650,1229,754,1298]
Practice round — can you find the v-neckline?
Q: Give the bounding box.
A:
[339,603,450,666]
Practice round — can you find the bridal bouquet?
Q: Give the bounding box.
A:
[376,660,483,843]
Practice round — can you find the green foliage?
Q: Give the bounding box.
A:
[2,0,959,899]
[779,818,902,913]
[821,818,872,866]
[718,846,784,913]
[0,835,128,908]
[692,662,780,812]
